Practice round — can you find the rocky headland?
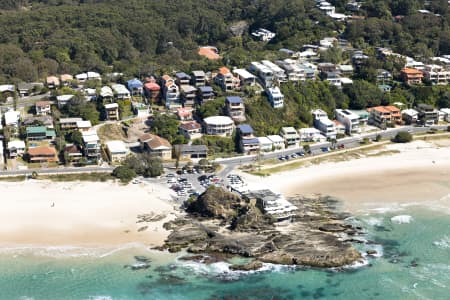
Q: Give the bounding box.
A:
[162,186,365,270]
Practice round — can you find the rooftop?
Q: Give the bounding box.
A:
[204,116,234,126]
[226,96,242,104]
[238,124,254,134]
[106,140,128,154]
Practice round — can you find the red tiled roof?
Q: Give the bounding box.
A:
[179,121,201,131]
[36,101,51,107]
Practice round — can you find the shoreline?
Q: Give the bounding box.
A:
[239,140,450,215]
[0,180,177,247]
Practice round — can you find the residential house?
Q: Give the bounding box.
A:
[376,69,393,84]
[334,120,346,136]
[401,108,419,125]
[111,84,131,100]
[133,102,150,117]
[76,120,92,132]
[440,108,450,122]
[83,88,97,101]
[106,140,129,163]
[215,67,240,91]
[251,28,276,41]
[249,62,274,88]
[179,121,202,140]
[162,75,181,109]
[280,127,300,148]
[23,115,54,129]
[266,87,284,108]
[422,64,450,85]
[225,96,246,122]
[338,65,354,76]
[17,83,35,97]
[267,135,285,149]
[257,136,273,152]
[26,126,56,141]
[56,94,74,108]
[379,84,392,92]
[7,140,25,158]
[180,85,197,107]
[176,107,193,121]
[197,86,215,104]
[27,146,59,163]
[368,106,402,128]
[175,72,191,86]
[191,70,206,87]
[59,117,82,130]
[143,78,161,103]
[276,59,306,82]
[75,72,101,82]
[312,109,336,139]
[81,130,101,160]
[4,110,20,128]
[60,74,74,86]
[238,124,259,154]
[317,62,336,74]
[416,104,439,125]
[174,144,208,160]
[35,101,51,115]
[104,103,119,120]
[400,68,424,85]
[233,69,257,86]
[385,105,402,124]
[323,72,342,88]
[261,60,288,84]
[203,116,234,137]
[127,78,143,96]
[298,128,325,142]
[64,143,83,163]
[46,76,60,88]
[100,86,114,101]
[139,133,172,161]
[335,109,361,134]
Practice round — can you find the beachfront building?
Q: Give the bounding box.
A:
[81,130,101,161]
[179,121,202,140]
[233,69,257,87]
[203,116,234,137]
[312,109,336,139]
[111,84,131,100]
[26,126,56,141]
[401,109,419,125]
[249,62,273,88]
[106,140,129,163]
[335,109,361,134]
[104,103,119,121]
[245,190,297,222]
[280,127,300,148]
[257,136,273,152]
[35,101,52,116]
[7,140,26,158]
[440,108,450,122]
[267,135,285,150]
[27,146,58,163]
[266,87,284,108]
[139,133,172,161]
[225,96,246,122]
[238,124,260,154]
[64,144,83,163]
[416,104,439,125]
[368,106,402,128]
[173,144,208,160]
[298,128,325,142]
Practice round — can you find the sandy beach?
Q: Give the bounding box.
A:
[0,180,177,247]
[240,140,450,214]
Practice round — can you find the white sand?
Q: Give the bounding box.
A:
[0,180,177,246]
[239,140,450,214]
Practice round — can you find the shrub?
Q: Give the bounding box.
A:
[112,166,136,183]
[393,131,413,143]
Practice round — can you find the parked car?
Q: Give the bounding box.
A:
[321,147,329,152]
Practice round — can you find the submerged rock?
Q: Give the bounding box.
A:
[229,260,263,271]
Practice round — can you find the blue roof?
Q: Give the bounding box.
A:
[198,86,213,93]
[242,138,259,144]
[127,78,143,89]
[238,124,254,134]
[176,72,191,79]
[226,96,242,104]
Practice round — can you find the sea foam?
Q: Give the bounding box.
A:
[433,236,450,250]
[391,215,413,224]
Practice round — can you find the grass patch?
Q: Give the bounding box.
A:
[366,150,400,157]
[0,175,26,182]
[97,123,127,142]
[37,172,114,182]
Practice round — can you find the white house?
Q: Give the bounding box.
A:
[251,28,276,41]
[440,108,450,122]
[56,94,75,108]
[233,68,257,86]
[111,84,131,100]
[298,128,325,142]
[257,136,273,152]
[106,140,129,162]
[267,135,285,150]
[261,60,288,84]
[4,110,20,127]
[280,127,300,148]
[249,61,274,88]
[312,109,336,139]
[7,140,26,158]
[82,130,101,160]
[335,109,361,134]
[203,116,234,137]
[266,86,284,108]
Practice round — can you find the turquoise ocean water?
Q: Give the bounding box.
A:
[1,207,449,300]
